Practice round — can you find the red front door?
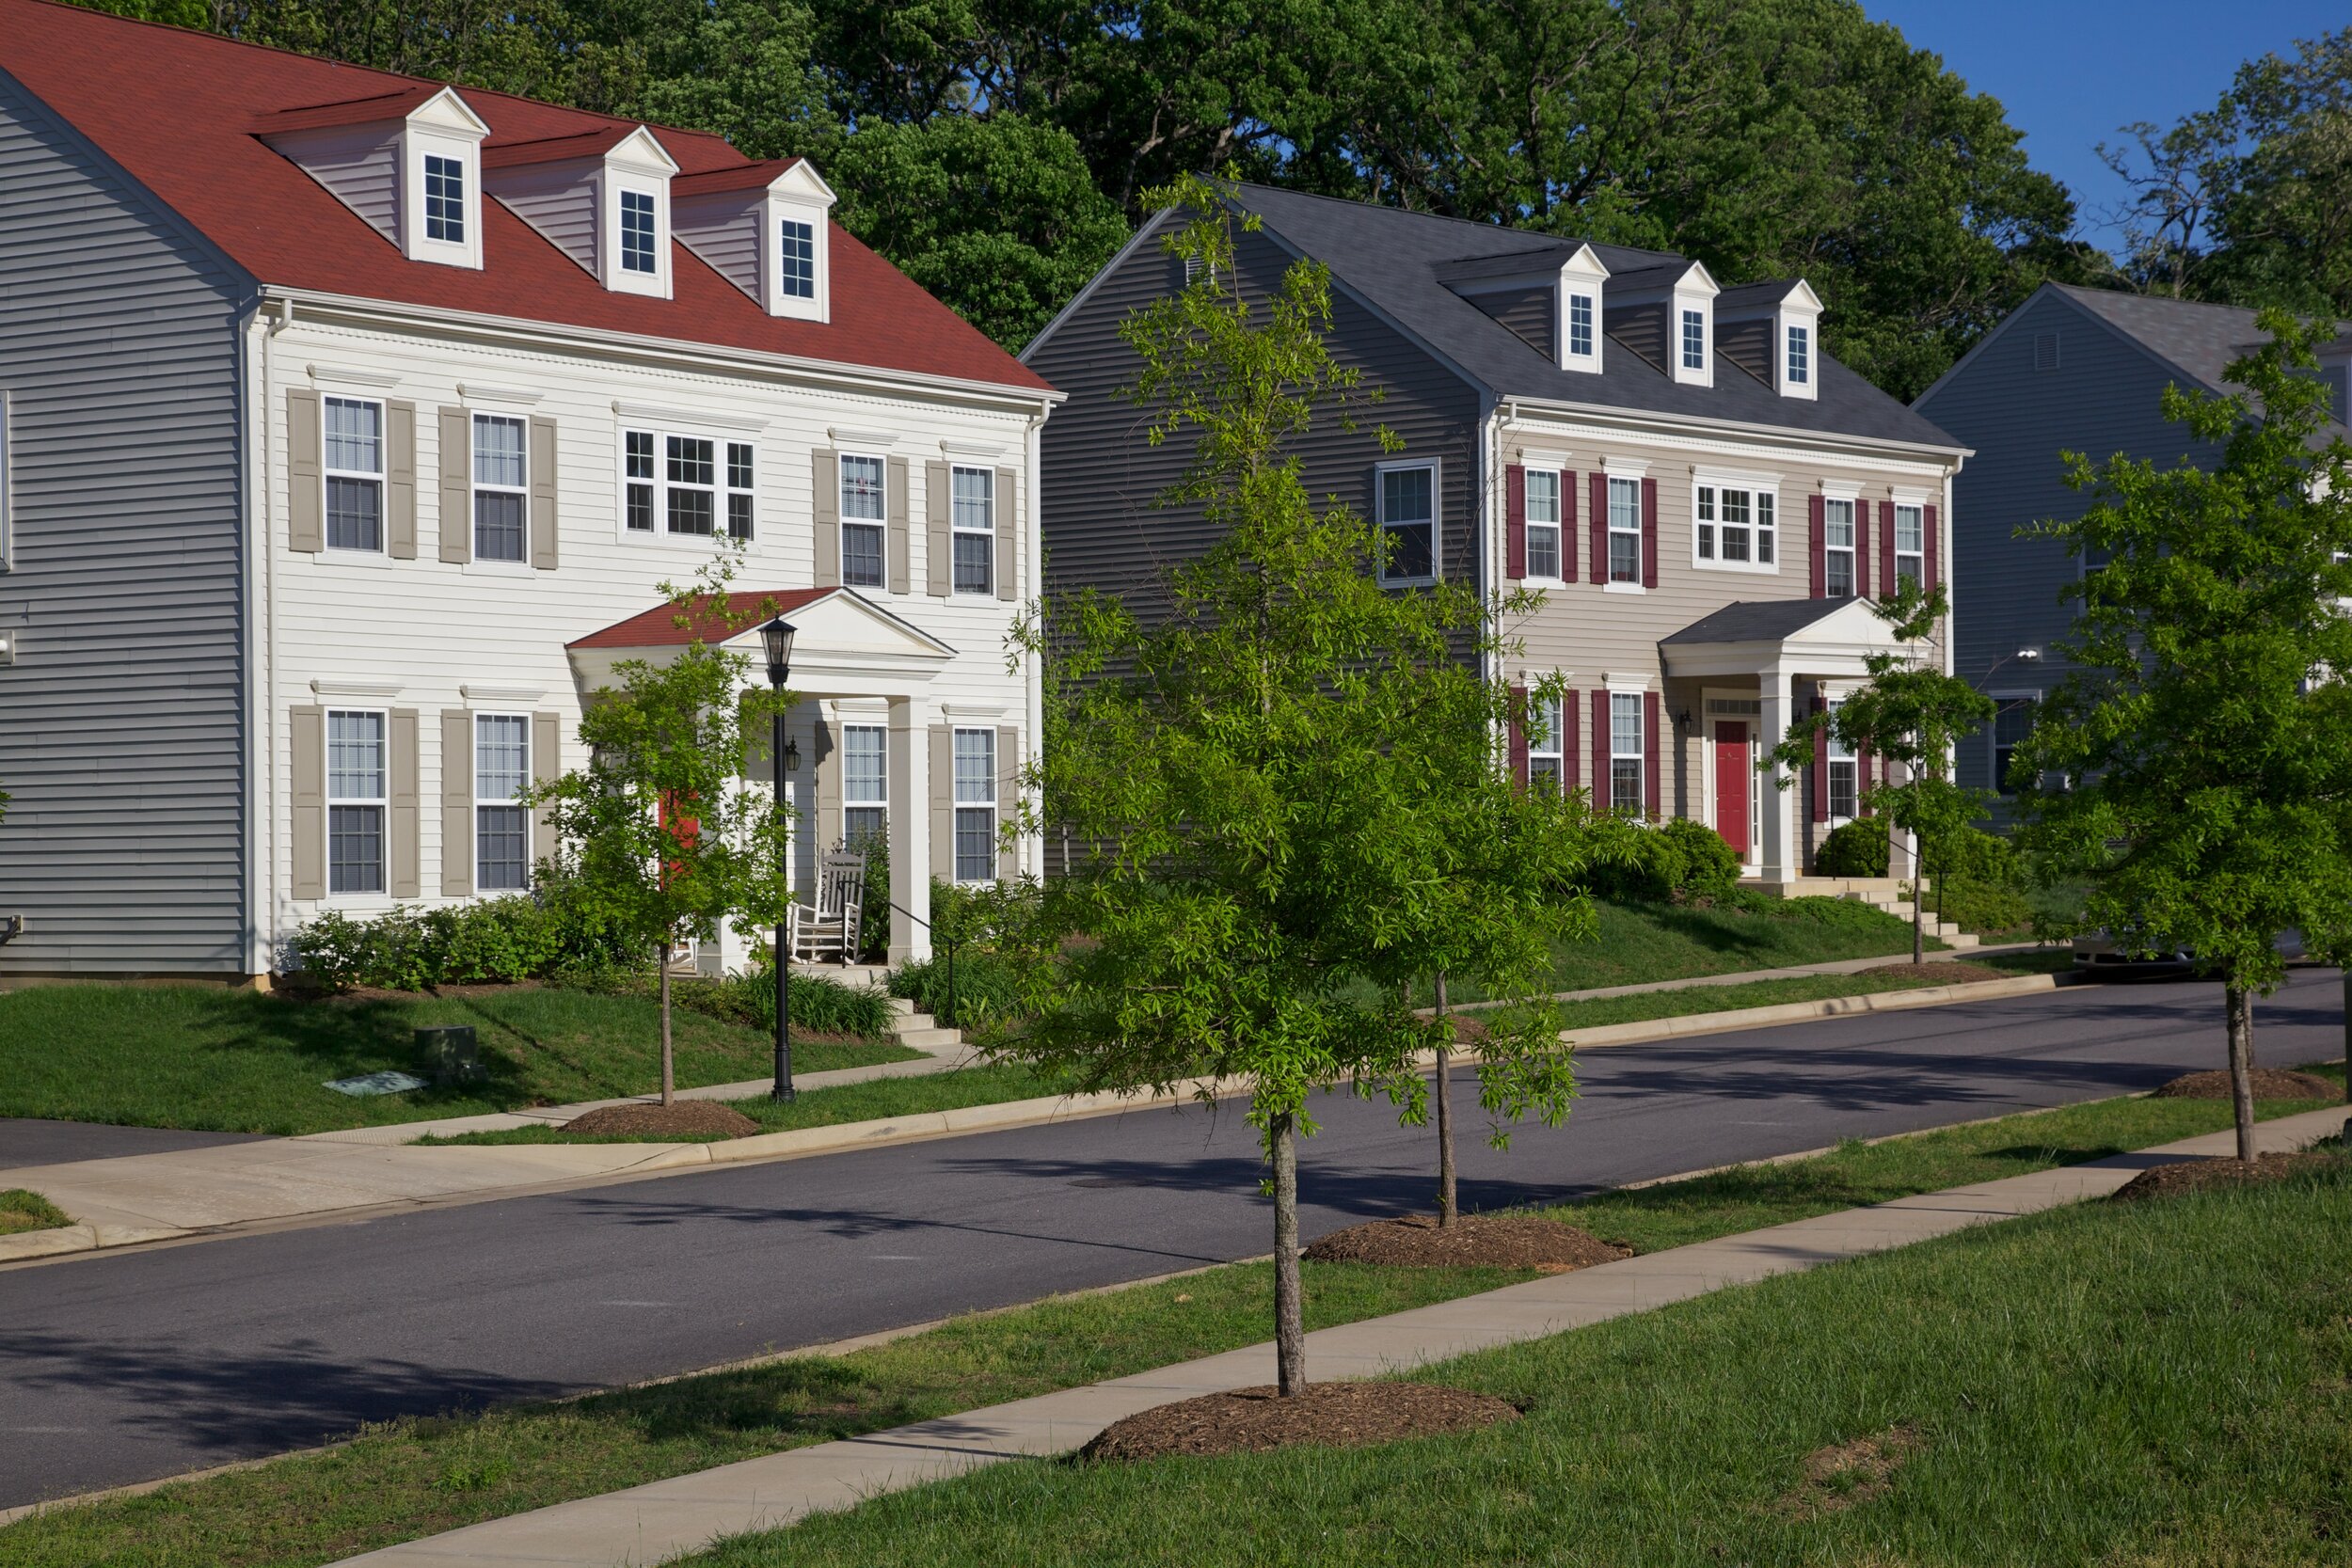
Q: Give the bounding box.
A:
[1713,721,1750,861]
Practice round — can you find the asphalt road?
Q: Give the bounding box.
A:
[2,969,2344,1508]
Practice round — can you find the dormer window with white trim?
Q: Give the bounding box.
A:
[672,158,836,322]
[620,190,658,274]
[1680,310,1706,372]
[1555,243,1609,374]
[423,154,466,244]
[1667,262,1719,388]
[399,90,489,269]
[598,130,677,298]
[1787,324,1809,387]
[781,218,817,299]
[256,86,487,269]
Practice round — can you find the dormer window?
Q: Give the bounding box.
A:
[1681,310,1707,372]
[620,190,658,274]
[671,158,835,321]
[1566,292,1594,358]
[1787,324,1810,387]
[257,86,488,270]
[780,219,817,299]
[424,155,466,244]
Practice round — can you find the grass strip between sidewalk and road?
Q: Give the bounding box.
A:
[4,1071,2339,1568]
[0,1188,71,1236]
[691,1140,2352,1567]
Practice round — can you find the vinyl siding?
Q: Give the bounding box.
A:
[1914,289,2214,797]
[264,121,401,246]
[485,162,600,277]
[1469,284,1552,361]
[673,192,763,303]
[0,75,252,976]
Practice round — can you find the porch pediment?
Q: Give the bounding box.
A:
[566,586,957,699]
[1658,596,1909,680]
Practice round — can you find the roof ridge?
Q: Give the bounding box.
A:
[1232,180,1682,262]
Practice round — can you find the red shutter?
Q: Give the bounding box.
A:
[1810,696,1829,823]
[1879,499,1898,597]
[1808,494,1826,598]
[1590,689,1610,808]
[1507,683,1529,788]
[1505,465,1527,579]
[1643,689,1661,817]
[1853,500,1869,594]
[1640,477,1660,589]
[1924,502,1940,592]
[1563,690,1581,794]
[1588,472,1607,585]
[1561,469,1579,580]
[1858,745,1875,816]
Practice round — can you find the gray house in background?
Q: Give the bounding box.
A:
[1914,284,2351,804]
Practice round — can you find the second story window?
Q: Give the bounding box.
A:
[624,432,655,532]
[1525,469,1562,579]
[1528,693,1564,796]
[1378,464,1436,582]
[475,714,531,893]
[623,429,756,542]
[842,722,886,847]
[841,454,886,588]
[424,154,466,244]
[324,396,384,553]
[1607,476,1642,584]
[1993,696,2038,794]
[780,219,816,299]
[951,466,993,594]
[620,190,658,275]
[1695,483,1775,570]
[1788,325,1810,386]
[1826,705,1857,818]
[726,443,755,541]
[1895,503,1925,587]
[1681,309,1706,371]
[472,414,527,563]
[1565,293,1594,358]
[1824,498,1855,597]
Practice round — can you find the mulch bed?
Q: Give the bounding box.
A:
[2152,1068,2339,1101]
[559,1101,760,1138]
[2110,1149,2348,1201]
[1302,1213,1630,1272]
[1079,1381,1518,1463]
[1860,961,2006,986]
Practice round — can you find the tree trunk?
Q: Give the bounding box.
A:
[1434,970,1455,1227]
[2343,967,2349,1108]
[2225,983,2256,1164]
[1912,853,1925,965]
[1271,1110,1306,1396]
[658,939,676,1108]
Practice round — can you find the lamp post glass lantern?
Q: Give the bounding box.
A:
[763,615,797,1102]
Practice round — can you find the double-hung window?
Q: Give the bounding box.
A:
[475,714,531,892]
[472,414,527,562]
[950,467,993,594]
[725,443,755,540]
[1694,483,1775,569]
[1378,464,1436,582]
[842,722,887,848]
[1823,498,1855,597]
[1993,697,2038,795]
[1525,469,1562,579]
[952,728,995,882]
[1680,309,1706,372]
[1609,693,1644,815]
[840,454,886,587]
[424,154,466,244]
[620,190,658,276]
[1787,325,1810,387]
[324,396,384,552]
[1565,293,1595,358]
[779,219,816,299]
[326,710,386,895]
[1527,693,1564,796]
[1607,476,1642,583]
[1826,706,1857,819]
[1895,503,1925,587]
[622,429,755,541]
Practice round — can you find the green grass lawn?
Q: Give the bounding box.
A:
[688,1158,2352,1567]
[0,986,917,1136]
[6,1080,2336,1568]
[0,1188,71,1235]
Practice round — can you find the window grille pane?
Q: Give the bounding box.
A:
[424,154,465,243]
[1612,760,1643,813]
[325,398,381,474]
[841,455,885,521]
[476,490,526,560]
[844,805,885,849]
[953,532,992,594]
[843,725,887,803]
[1567,293,1593,357]
[1829,761,1856,819]
[328,712,385,803]
[1895,506,1924,555]
[626,483,655,532]
[780,219,816,299]
[727,493,754,540]
[1527,527,1559,579]
[951,467,993,532]
[1788,325,1808,384]
[620,190,657,274]
[952,729,995,803]
[1529,758,1562,795]
[329,805,384,894]
[1384,522,1434,580]
[1611,692,1642,758]
[327,476,382,551]
[1756,492,1775,563]
[1525,470,1559,525]
[667,436,713,486]
[1824,499,1852,547]
[954,806,994,881]
[728,443,755,492]
[1826,550,1852,597]
[1681,309,1705,369]
[667,489,714,537]
[843,522,885,587]
[475,715,529,801]
[1607,476,1642,583]
[476,804,529,891]
[625,431,655,480]
[1380,467,1433,526]
[474,416,524,488]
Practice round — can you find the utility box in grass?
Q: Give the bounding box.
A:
[416,1025,484,1087]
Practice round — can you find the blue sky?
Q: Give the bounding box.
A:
[1867,1,2340,248]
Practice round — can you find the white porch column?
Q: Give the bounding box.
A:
[888,695,932,963]
[1758,664,1797,885]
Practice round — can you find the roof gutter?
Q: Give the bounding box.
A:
[254,285,1064,414]
[1501,391,1972,467]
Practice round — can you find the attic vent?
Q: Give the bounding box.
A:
[1183,255,1203,283]
[1706,698,1763,717]
[2033,331,2061,372]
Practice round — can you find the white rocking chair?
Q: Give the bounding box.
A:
[784,850,867,966]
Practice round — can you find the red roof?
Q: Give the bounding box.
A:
[4,0,1053,395]
[567,589,838,650]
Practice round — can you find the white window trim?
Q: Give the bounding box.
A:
[950,725,997,883]
[1561,288,1599,372]
[1607,689,1645,815]
[1375,457,1442,586]
[769,202,831,323]
[326,706,389,900]
[1522,465,1565,583]
[1989,689,2040,797]
[1691,475,1782,575]
[608,175,673,298]
[838,450,890,590]
[473,711,532,894]
[471,412,530,568]
[1822,495,1859,600]
[841,720,889,847]
[617,426,758,547]
[322,393,387,557]
[401,135,483,270]
[1893,500,1927,587]
[1604,472,1644,589]
[948,464,995,596]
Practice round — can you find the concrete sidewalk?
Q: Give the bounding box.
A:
[333,1103,2348,1567]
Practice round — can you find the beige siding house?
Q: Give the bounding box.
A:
[1025,185,1967,886]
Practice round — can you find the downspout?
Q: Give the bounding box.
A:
[258,296,294,977]
[1025,404,1046,880]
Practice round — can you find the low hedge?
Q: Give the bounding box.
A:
[567,960,897,1039]
[1583,815,1743,904]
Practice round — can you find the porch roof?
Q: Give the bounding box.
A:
[1659,596,1909,680]
[566,586,959,700]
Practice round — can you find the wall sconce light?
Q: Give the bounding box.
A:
[1671,708,1693,733]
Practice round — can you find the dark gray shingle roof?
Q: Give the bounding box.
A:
[2054,285,2351,404]
[1659,598,1853,645]
[1227,184,1963,452]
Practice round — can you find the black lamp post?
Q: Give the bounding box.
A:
[761,614,798,1103]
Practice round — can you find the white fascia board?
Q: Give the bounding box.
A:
[1499,393,1969,466]
[410,87,491,138]
[771,159,836,207]
[607,125,680,176]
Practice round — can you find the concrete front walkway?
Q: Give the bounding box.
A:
[333,1104,2349,1568]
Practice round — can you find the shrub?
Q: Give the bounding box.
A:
[1582,815,1740,903]
[1655,816,1740,901]
[890,948,1021,1029]
[1815,818,1890,878]
[289,868,636,992]
[1932,876,2035,936]
[727,949,898,1037]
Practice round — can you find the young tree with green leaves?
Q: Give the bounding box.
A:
[529,558,795,1104]
[2012,313,2352,1162]
[1768,581,1994,963]
[992,182,1583,1393]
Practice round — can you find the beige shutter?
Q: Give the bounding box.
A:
[886,456,911,594]
[930,723,954,879]
[812,451,840,589]
[925,460,951,596]
[290,705,326,898]
[529,416,558,569]
[532,711,560,867]
[995,724,1018,879]
[288,389,323,553]
[389,708,421,897]
[386,401,418,560]
[441,708,473,895]
[438,407,470,563]
[813,715,841,851]
[993,467,1018,602]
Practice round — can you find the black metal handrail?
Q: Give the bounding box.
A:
[875,897,961,1028]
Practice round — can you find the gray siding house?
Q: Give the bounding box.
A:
[1913,284,2351,802]
[1025,186,1970,888]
